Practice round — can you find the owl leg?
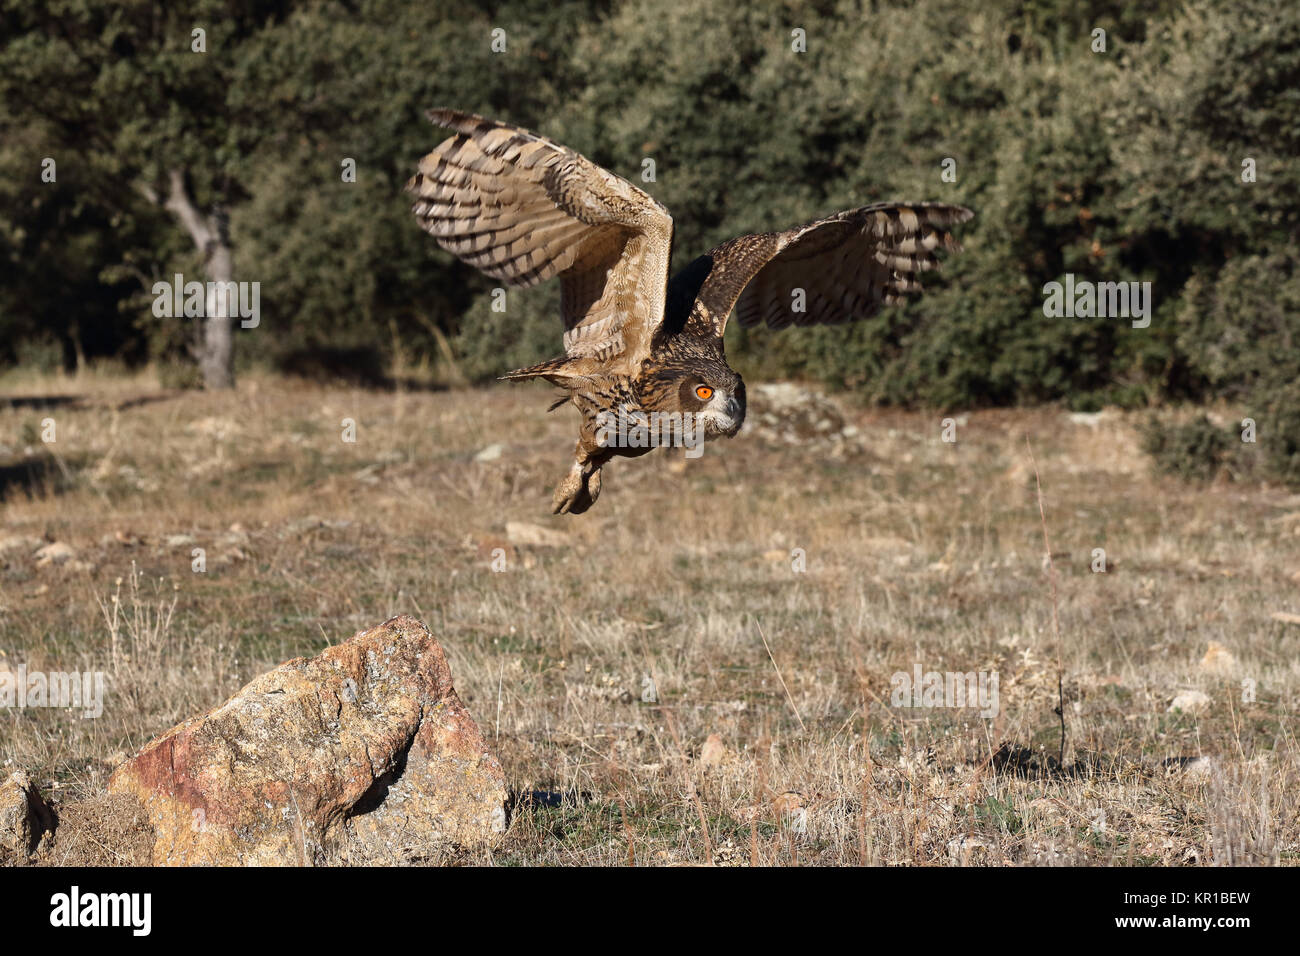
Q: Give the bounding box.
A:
[552,442,608,515]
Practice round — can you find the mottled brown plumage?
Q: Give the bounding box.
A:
[407,110,973,513]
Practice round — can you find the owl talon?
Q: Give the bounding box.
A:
[552,463,602,515]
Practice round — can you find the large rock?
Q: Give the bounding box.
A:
[0,770,55,861]
[108,615,506,865]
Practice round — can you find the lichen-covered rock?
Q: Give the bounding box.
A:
[0,770,55,861]
[108,615,506,865]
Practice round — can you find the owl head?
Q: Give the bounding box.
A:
[641,357,746,439]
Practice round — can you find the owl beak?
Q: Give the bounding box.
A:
[724,396,745,434]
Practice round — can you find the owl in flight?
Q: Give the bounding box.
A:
[408,110,972,514]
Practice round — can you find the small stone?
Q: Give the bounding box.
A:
[34,542,75,567]
[1168,689,1212,713]
[1181,756,1218,783]
[474,443,505,462]
[772,790,803,815]
[773,791,807,834]
[699,733,726,768]
[1067,411,1108,428]
[0,770,55,862]
[1199,641,1235,674]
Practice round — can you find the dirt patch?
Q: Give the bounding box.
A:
[32,791,154,867]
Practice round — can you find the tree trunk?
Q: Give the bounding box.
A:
[153,169,236,389]
[200,240,235,389]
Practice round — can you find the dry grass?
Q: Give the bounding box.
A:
[2,366,1298,866]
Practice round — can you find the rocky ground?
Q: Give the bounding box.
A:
[1,369,1297,865]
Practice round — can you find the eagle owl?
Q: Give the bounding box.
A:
[408,110,972,514]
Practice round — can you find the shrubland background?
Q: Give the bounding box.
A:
[2,0,1298,482]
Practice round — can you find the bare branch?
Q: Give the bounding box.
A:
[133,180,160,205]
[161,168,214,254]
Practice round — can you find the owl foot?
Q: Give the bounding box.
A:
[552,461,602,515]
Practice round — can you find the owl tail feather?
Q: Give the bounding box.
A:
[499,354,581,386]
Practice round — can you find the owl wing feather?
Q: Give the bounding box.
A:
[407,109,674,365]
[672,203,973,340]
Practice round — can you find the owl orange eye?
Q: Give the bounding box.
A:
[695,385,714,401]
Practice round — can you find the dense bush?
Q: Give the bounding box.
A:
[1141,415,1234,484]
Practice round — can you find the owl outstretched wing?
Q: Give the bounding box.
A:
[665,203,973,340]
[407,109,674,366]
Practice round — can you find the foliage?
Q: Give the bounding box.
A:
[2,0,1298,478]
[1141,415,1233,484]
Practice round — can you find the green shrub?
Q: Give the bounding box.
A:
[1258,385,1300,488]
[1141,415,1233,483]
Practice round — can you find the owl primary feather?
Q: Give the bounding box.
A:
[407,109,972,514]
